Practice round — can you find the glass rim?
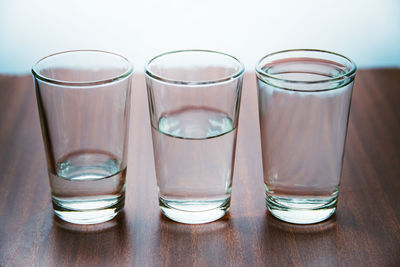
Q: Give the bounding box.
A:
[255,49,357,88]
[144,49,245,85]
[31,49,134,87]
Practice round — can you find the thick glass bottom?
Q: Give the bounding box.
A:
[159,196,230,224]
[266,192,337,224]
[52,193,125,224]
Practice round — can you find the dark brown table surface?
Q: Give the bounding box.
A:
[0,69,399,267]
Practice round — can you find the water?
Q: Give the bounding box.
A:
[258,58,354,224]
[151,107,237,224]
[49,151,126,224]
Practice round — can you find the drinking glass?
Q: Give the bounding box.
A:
[32,50,133,224]
[256,49,356,224]
[145,50,244,224]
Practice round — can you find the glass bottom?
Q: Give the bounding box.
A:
[266,192,337,224]
[52,193,125,224]
[159,196,230,224]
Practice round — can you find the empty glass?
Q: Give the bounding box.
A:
[256,49,356,224]
[32,50,133,224]
[145,50,244,224]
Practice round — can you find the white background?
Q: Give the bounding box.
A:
[0,0,399,74]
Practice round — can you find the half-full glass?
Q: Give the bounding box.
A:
[145,50,244,224]
[256,49,356,224]
[32,50,133,224]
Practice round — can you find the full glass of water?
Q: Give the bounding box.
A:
[32,50,133,224]
[145,50,244,224]
[256,49,356,224]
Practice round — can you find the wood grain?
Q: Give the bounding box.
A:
[0,69,399,266]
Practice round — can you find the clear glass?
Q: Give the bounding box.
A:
[145,50,244,224]
[256,49,356,224]
[32,50,133,224]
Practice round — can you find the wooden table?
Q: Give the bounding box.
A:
[0,69,399,266]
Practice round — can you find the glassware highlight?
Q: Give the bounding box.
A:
[145,50,244,224]
[32,50,133,224]
[256,49,356,224]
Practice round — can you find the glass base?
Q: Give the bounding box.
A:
[52,193,125,224]
[159,196,230,224]
[266,193,337,224]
